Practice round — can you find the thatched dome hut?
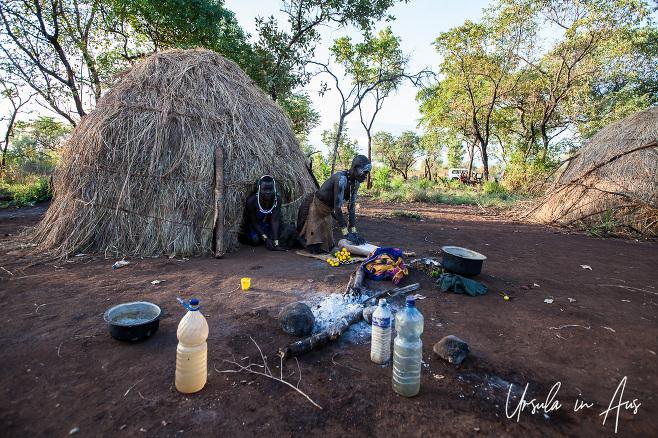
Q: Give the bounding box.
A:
[33,49,316,257]
[516,107,658,236]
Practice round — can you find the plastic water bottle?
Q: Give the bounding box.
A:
[371,299,392,364]
[175,298,209,393]
[392,296,424,397]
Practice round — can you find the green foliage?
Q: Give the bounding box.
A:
[446,141,465,168]
[372,130,421,179]
[331,27,405,93]
[392,210,421,219]
[1,176,52,207]
[321,123,360,171]
[417,0,657,184]
[3,117,69,180]
[254,0,403,100]
[430,267,444,278]
[577,210,620,237]
[278,93,320,143]
[390,178,404,191]
[371,165,392,192]
[419,131,443,180]
[364,178,519,208]
[483,180,507,196]
[418,178,433,190]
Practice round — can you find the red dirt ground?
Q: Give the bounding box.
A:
[0,200,656,437]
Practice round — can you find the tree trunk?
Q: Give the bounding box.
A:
[366,131,373,189]
[213,146,225,258]
[467,141,475,179]
[331,117,346,175]
[481,141,490,181]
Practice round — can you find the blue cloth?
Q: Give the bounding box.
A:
[249,210,272,240]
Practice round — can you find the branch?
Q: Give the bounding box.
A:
[217,336,322,409]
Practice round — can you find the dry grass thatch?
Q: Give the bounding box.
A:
[514,106,658,236]
[32,48,316,258]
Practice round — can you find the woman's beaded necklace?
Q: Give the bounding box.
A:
[257,189,277,214]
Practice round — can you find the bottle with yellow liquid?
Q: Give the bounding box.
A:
[175,298,209,393]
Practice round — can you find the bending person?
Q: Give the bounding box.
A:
[243,175,285,250]
[297,155,371,254]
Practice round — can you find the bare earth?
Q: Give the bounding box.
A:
[0,199,656,437]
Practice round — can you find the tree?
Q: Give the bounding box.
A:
[578,25,658,138]
[315,28,415,174]
[419,131,443,181]
[253,0,404,102]
[8,116,70,175]
[0,0,255,126]
[347,27,406,188]
[278,92,320,144]
[321,123,359,171]
[446,141,465,169]
[493,0,654,153]
[431,20,520,181]
[1,79,34,174]
[372,130,420,180]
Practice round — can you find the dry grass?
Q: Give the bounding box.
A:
[514,107,658,237]
[32,48,316,258]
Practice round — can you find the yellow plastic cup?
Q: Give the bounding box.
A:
[241,278,251,290]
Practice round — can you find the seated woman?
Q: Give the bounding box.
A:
[242,175,285,250]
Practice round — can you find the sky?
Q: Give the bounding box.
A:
[223,0,492,155]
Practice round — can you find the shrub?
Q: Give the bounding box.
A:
[372,166,392,191]
[4,177,53,207]
[483,181,507,196]
[418,178,433,190]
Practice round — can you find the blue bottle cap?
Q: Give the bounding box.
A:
[405,296,415,307]
[190,299,199,307]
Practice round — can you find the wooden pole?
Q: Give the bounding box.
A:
[213,146,224,258]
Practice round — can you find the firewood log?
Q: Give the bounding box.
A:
[279,283,420,359]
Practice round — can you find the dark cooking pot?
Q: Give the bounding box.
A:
[441,246,487,276]
[103,301,163,342]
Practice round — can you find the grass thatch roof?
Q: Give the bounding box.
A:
[33,48,316,258]
[514,106,658,236]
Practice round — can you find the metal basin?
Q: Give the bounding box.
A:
[441,246,487,276]
[103,301,163,342]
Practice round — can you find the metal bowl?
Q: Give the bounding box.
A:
[441,246,487,276]
[103,301,163,342]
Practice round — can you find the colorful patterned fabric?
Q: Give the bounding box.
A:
[362,247,408,285]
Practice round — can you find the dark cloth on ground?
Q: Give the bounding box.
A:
[436,273,488,296]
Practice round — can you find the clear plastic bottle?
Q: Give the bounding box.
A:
[371,299,392,364]
[175,298,209,393]
[392,296,424,397]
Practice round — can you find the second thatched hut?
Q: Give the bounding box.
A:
[515,107,658,236]
[33,49,317,258]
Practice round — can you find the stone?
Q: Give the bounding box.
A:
[433,335,470,365]
[278,302,315,337]
[362,305,377,324]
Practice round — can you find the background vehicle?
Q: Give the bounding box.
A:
[447,168,468,181]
